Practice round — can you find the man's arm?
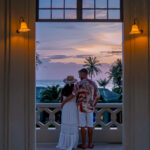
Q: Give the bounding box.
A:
[92,97,99,107]
[92,82,100,107]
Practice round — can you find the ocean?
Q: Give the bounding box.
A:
[36,80,113,90]
[36,80,65,87]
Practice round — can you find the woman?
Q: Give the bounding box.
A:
[56,76,79,150]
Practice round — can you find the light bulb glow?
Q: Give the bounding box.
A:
[129,24,141,35]
[18,21,31,32]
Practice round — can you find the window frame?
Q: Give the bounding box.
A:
[36,0,123,22]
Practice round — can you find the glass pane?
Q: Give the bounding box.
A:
[52,10,64,19]
[83,0,94,8]
[96,0,107,8]
[65,0,77,8]
[108,0,120,8]
[83,10,94,19]
[39,0,51,8]
[39,10,51,19]
[52,0,64,8]
[65,10,77,19]
[96,10,107,19]
[108,10,120,19]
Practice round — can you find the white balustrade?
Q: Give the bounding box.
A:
[36,103,122,143]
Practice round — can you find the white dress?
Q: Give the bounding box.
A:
[56,96,79,150]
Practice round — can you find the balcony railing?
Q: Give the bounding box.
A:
[36,103,122,143]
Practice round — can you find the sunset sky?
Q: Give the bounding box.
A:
[36,22,122,81]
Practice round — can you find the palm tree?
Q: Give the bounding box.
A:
[97,78,109,89]
[36,41,42,68]
[36,53,42,67]
[83,56,101,80]
[40,85,61,102]
[107,59,122,94]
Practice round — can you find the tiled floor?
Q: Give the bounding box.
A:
[37,143,122,150]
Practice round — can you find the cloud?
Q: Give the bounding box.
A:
[36,44,76,51]
[36,23,122,51]
[101,50,122,55]
[42,54,91,60]
[41,57,51,63]
[36,61,112,81]
[109,50,122,54]
[75,55,91,58]
[52,23,79,30]
[50,55,70,59]
[36,22,122,67]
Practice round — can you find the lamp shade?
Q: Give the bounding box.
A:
[129,24,141,35]
[19,21,31,32]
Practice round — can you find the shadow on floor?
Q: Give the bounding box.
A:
[37,143,123,150]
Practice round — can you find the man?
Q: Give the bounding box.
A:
[61,68,100,149]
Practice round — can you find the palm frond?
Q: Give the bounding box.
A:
[83,56,102,79]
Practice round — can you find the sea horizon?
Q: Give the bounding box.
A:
[36,79,113,90]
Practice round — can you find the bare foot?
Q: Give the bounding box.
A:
[88,144,94,149]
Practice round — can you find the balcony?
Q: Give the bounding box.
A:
[36,103,122,144]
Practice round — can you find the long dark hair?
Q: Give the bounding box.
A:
[62,84,74,97]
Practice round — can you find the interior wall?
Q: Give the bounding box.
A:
[0,0,36,150]
[0,0,6,149]
[123,0,150,149]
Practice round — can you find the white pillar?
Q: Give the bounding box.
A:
[124,0,150,149]
[0,0,35,150]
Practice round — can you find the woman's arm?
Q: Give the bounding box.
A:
[61,83,78,108]
[60,92,63,103]
[61,94,75,108]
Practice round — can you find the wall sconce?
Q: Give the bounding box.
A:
[17,17,31,33]
[129,19,143,35]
